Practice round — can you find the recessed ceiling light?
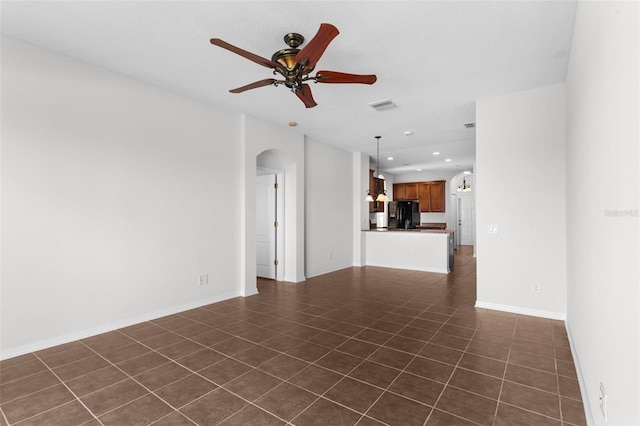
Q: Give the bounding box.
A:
[463,171,472,174]
[416,168,422,171]
[433,152,440,156]
[387,156,394,161]
[288,121,297,127]
[404,131,412,136]
[445,158,452,162]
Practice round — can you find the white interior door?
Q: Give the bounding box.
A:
[458,197,475,246]
[256,174,276,279]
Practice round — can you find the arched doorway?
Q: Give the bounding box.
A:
[254,149,295,283]
[240,114,306,297]
[256,151,286,281]
[451,172,476,249]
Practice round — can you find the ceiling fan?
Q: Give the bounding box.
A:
[210,23,377,108]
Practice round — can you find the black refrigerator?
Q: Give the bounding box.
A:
[388,201,420,229]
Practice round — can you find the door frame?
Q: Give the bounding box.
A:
[256,168,284,280]
[457,196,476,246]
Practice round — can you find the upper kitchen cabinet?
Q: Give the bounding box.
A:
[393,182,418,201]
[419,181,445,212]
[395,180,446,213]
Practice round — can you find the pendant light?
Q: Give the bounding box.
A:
[457,177,472,192]
[365,136,389,202]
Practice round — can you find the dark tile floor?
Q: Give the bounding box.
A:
[0,246,587,425]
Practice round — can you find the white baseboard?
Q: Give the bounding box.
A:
[305,264,353,279]
[565,322,595,426]
[242,287,259,297]
[474,301,566,320]
[366,262,449,274]
[0,290,241,361]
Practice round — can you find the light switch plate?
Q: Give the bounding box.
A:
[487,224,499,234]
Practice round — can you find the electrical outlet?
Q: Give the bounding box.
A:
[487,224,499,234]
[199,274,209,286]
[599,382,607,422]
[329,252,333,260]
[532,283,541,293]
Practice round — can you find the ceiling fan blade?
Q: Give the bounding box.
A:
[295,23,339,72]
[229,78,278,93]
[210,38,282,71]
[295,84,317,108]
[315,71,377,85]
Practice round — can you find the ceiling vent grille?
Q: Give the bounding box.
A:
[464,122,476,128]
[368,99,397,111]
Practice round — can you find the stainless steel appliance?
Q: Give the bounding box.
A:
[388,200,420,229]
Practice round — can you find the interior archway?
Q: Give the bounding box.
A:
[248,148,299,288]
[451,171,476,251]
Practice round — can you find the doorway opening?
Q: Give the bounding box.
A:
[256,171,284,280]
[450,172,476,251]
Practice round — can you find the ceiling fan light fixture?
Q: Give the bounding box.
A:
[210,23,376,108]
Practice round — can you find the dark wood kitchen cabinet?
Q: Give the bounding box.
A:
[394,180,446,212]
[393,183,418,201]
[418,181,445,212]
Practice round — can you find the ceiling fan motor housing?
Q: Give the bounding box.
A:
[272,33,308,90]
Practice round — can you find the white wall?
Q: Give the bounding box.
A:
[1,37,243,358]
[565,1,639,424]
[305,138,353,278]
[476,84,567,319]
[353,152,369,266]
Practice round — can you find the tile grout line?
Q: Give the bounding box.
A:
[490,313,517,425]
[19,352,105,426]
[2,249,584,426]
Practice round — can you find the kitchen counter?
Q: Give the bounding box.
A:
[363,228,454,273]
[365,228,455,234]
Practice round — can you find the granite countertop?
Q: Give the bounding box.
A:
[365,228,455,234]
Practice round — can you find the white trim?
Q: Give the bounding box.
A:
[305,264,354,279]
[565,321,595,426]
[366,262,449,274]
[275,172,285,281]
[474,301,566,320]
[0,290,241,361]
[242,287,259,297]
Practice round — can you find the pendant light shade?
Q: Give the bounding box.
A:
[376,192,389,202]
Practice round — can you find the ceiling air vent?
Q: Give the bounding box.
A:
[464,122,476,128]
[368,99,397,111]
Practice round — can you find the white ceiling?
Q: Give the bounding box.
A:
[1,1,577,175]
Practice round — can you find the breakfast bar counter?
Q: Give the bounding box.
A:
[363,228,455,273]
